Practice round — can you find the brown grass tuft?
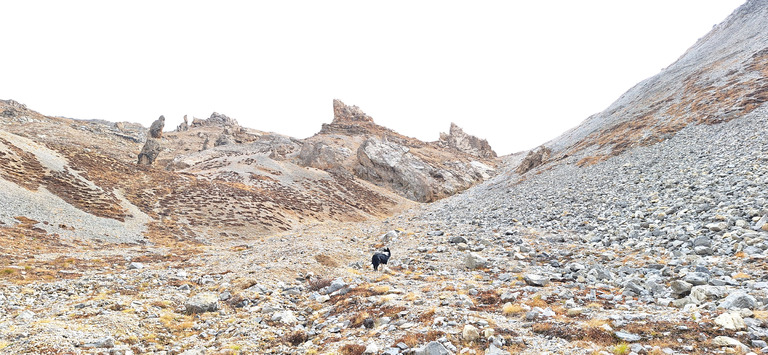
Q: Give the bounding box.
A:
[315,254,339,267]
[283,330,308,346]
[339,344,366,355]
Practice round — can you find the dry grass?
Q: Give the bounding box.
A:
[732,272,750,279]
[584,318,610,329]
[533,321,614,346]
[314,254,339,267]
[339,344,366,355]
[419,308,436,324]
[502,303,525,316]
[394,333,420,348]
[372,285,390,294]
[283,330,308,346]
[525,295,548,308]
[349,311,370,328]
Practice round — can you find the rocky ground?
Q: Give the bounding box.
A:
[2,108,768,354]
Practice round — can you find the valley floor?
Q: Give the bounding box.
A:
[1,208,766,354]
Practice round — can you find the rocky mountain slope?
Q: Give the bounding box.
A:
[2,1,768,355]
[542,0,768,167]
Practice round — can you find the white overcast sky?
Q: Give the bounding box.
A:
[2,0,745,154]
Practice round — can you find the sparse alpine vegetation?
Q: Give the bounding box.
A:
[3,0,768,354]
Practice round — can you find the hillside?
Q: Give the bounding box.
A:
[2,1,768,354]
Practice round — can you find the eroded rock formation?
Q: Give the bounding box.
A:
[438,123,497,159]
[138,116,165,165]
[176,115,189,132]
[516,145,551,174]
[149,115,165,139]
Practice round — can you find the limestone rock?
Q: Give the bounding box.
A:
[438,122,497,158]
[462,324,480,341]
[712,336,749,352]
[715,311,746,330]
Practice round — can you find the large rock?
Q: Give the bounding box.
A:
[464,253,489,270]
[438,123,497,158]
[191,112,239,128]
[690,285,726,304]
[355,137,493,202]
[715,312,746,330]
[719,291,758,310]
[524,273,550,287]
[412,341,450,355]
[332,99,374,124]
[176,115,189,132]
[462,324,480,341]
[712,336,749,353]
[670,280,693,296]
[516,146,551,174]
[298,141,352,170]
[355,137,433,202]
[149,115,165,139]
[185,293,219,314]
[137,137,162,165]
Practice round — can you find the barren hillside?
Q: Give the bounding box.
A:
[2,1,768,354]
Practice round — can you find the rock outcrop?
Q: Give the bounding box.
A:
[438,123,497,159]
[355,137,493,202]
[298,141,352,170]
[516,145,551,174]
[148,115,165,139]
[191,112,239,129]
[138,116,166,165]
[176,115,189,132]
[137,137,162,165]
[317,99,383,136]
[332,99,374,124]
[1,99,28,118]
[299,100,498,202]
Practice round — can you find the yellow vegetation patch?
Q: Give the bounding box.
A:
[753,310,768,320]
[372,285,390,295]
[613,342,630,355]
[502,303,525,316]
[584,318,609,329]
